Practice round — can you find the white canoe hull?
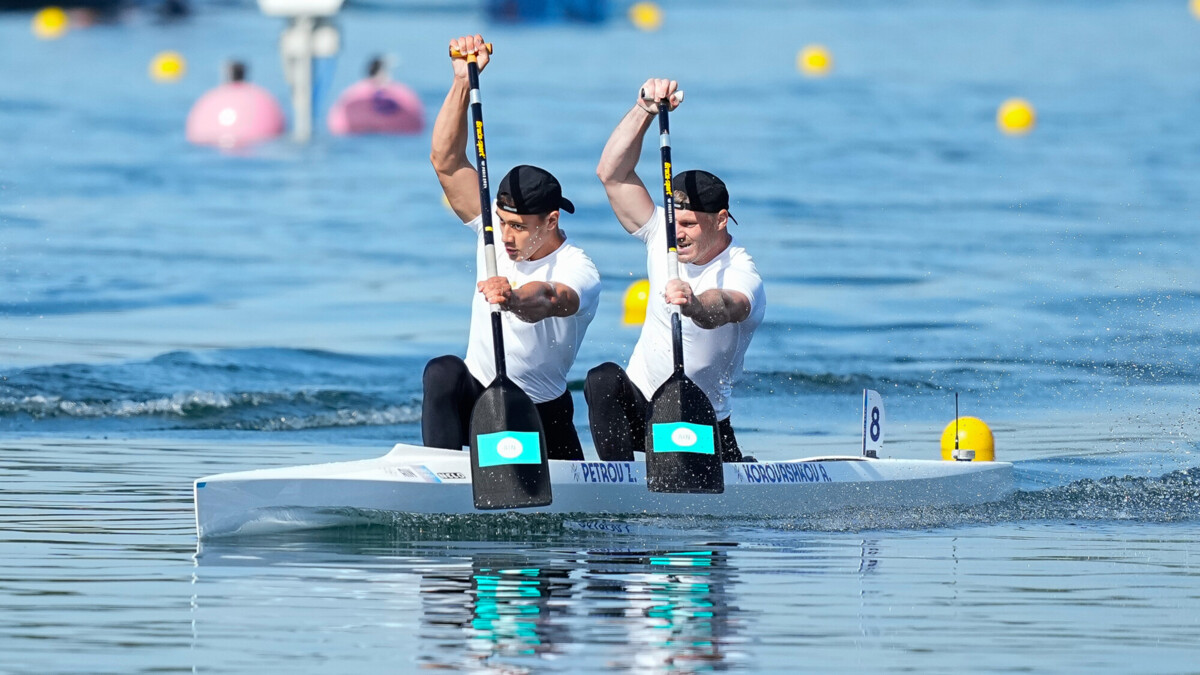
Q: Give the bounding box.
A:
[193,443,1015,539]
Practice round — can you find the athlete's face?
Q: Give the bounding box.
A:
[499,211,558,262]
[674,208,729,265]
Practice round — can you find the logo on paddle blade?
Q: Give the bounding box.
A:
[652,422,715,455]
[671,427,697,447]
[477,431,542,467]
[496,437,523,458]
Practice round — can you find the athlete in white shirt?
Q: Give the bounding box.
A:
[425,35,601,460]
[588,77,765,462]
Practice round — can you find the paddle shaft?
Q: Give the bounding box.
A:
[655,105,686,375]
[465,57,507,378]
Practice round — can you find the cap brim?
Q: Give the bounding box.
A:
[559,198,575,215]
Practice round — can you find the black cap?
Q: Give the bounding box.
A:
[672,169,737,224]
[496,165,575,215]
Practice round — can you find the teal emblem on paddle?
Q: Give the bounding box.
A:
[477,431,542,467]
[651,422,715,455]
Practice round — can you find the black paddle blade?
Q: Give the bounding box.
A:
[645,372,724,494]
[469,375,552,509]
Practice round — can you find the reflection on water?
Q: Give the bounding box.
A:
[191,533,894,673]
[192,541,731,671]
[614,550,740,671]
[418,558,574,668]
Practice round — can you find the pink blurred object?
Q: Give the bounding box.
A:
[327,79,424,135]
[186,82,286,149]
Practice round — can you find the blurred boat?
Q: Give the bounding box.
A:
[485,0,607,23]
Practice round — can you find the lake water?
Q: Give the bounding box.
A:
[3,0,1200,672]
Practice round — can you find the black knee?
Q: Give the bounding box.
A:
[584,362,624,403]
[424,355,468,392]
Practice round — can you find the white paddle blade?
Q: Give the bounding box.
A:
[862,389,885,457]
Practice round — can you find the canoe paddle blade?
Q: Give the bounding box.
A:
[645,372,724,493]
[469,375,552,509]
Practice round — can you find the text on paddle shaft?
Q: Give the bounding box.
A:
[735,462,832,484]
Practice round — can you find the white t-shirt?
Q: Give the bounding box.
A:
[626,206,765,420]
[462,213,601,403]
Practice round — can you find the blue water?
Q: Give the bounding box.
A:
[3,0,1200,671]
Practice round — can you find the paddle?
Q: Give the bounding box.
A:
[643,91,724,494]
[453,42,552,509]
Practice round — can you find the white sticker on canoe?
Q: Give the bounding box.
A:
[733,462,832,484]
[384,466,424,482]
[384,466,441,483]
[569,462,640,484]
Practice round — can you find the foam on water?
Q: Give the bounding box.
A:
[0,348,425,432]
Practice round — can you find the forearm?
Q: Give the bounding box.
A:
[505,283,555,323]
[683,289,739,329]
[507,282,573,323]
[430,78,471,173]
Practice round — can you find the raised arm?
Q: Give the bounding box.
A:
[595,78,682,234]
[430,34,490,223]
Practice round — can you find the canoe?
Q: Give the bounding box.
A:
[193,442,1014,539]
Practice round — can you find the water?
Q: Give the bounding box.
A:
[3,0,1200,671]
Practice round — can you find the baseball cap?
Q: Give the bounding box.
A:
[672,169,738,224]
[496,165,575,215]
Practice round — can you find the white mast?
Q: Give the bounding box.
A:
[258,0,346,142]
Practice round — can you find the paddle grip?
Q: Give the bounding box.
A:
[449,43,494,59]
[638,89,684,108]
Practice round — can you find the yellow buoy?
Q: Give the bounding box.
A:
[440,193,453,211]
[149,51,187,83]
[940,416,995,461]
[622,278,651,325]
[32,6,69,40]
[796,45,833,77]
[629,1,663,32]
[1191,0,1200,20]
[997,98,1036,135]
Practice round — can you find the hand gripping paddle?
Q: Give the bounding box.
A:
[643,92,724,494]
[454,43,552,509]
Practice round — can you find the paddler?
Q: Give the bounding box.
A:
[424,34,601,460]
[587,77,765,462]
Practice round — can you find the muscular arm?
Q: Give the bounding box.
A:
[507,282,582,323]
[430,36,490,223]
[595,105,657,234]
[597,80,683,233]
[478,278,582,323]
[679,287,752,329]
[429,77,481,222]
